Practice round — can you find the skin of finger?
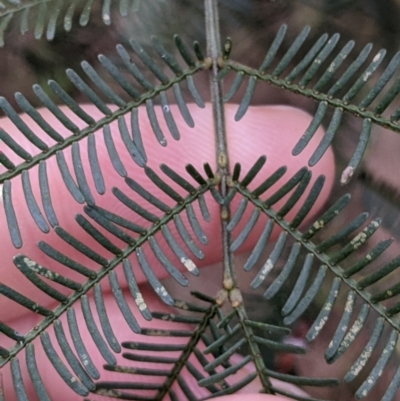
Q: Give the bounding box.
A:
[0,104,332,398]
[2,286,292,401]
[0,103,335,326]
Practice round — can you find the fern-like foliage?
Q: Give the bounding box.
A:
[0,0,144,46]
[0,1,400,401]
[220,25,400,183]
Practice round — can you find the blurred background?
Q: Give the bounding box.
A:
[1,1,400,400]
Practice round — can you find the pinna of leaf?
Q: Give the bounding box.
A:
[0,103,335,400]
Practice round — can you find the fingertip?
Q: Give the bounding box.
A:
[225,104,335,197]
[224,104,336,254]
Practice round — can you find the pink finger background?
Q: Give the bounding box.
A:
[1,288,309,401]
[0,103,335,400]
[0,103,335,325]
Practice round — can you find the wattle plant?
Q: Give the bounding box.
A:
[0,1,399,401]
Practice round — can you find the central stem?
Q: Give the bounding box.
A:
[204,0,236,288]
[203,1,274,394]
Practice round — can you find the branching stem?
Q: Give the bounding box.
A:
[204,0,236,290]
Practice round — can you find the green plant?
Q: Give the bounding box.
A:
[0,1,400,400]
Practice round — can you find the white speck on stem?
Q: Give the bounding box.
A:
[341,166,354,184]
[156,286,169,297]
[135,293,147,311]
[372,53,382,63]
[181,257,196,272]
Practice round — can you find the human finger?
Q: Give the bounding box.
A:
[1,105,334,400]
[0,103,335,327]
[2,285,307,401]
